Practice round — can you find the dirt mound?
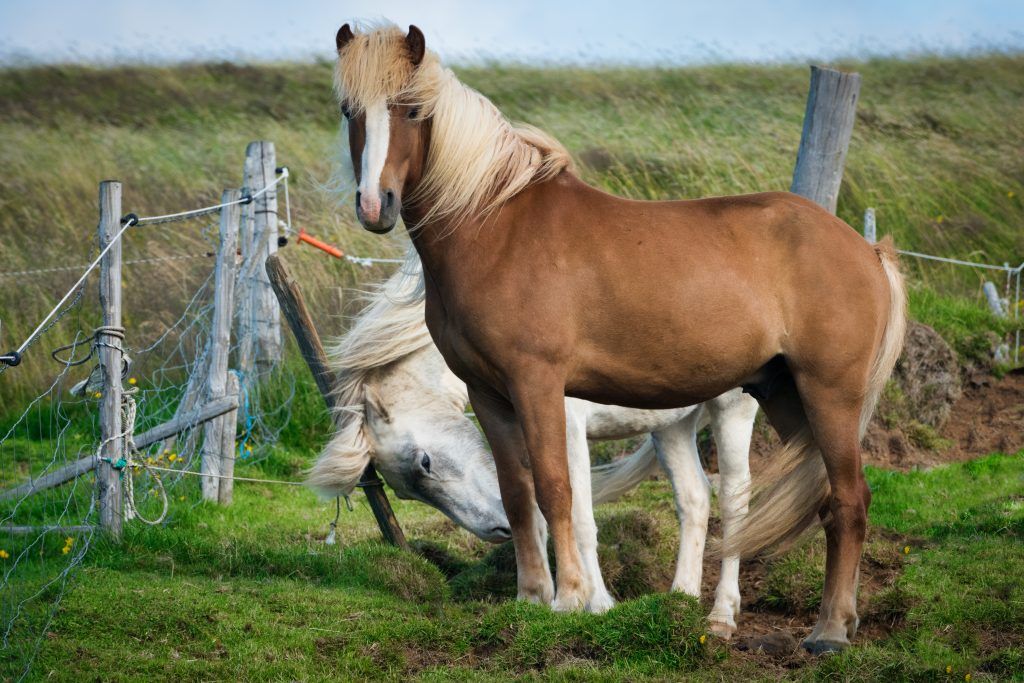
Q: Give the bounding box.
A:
[740,368,1023,472]
[863,368,1024,470]
[891,321,963,428]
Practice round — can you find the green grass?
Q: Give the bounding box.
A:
[2,445,1021,680]
[2,54,1023,400]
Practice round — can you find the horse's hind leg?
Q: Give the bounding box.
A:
[651,413,711,598]
[467,385,553,605]
[706,390,758,639]
[795,374,871,654]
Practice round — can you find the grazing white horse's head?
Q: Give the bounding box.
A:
[362,349,510,542]
[307,258,510,542]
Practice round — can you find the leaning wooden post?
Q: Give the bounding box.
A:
[791,66,861,213]
[243,141,282,373]
[97,181,125,539]
[265,253,408,550]
[201,190,241,502]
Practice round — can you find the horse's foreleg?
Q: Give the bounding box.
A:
[652,416,711,598]
[565,402,615,613]
[467,385,553,605]
[510,375,589,612]
[706,391,757,639]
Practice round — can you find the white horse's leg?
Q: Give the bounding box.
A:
[652,413,711,598]
[566,402,615,613]
[706,391,757,639]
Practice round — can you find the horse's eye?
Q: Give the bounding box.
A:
[419,452,431,474]
[341,105,351,120]
[408,106,420,119]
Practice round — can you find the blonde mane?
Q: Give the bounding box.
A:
[306,252,430,496]
[334,22,575,228]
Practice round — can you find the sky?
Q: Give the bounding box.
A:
[1,0,1023,65]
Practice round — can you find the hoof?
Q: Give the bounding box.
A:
[551,590,587,612]
[801,638,849,656]
[517,586,553,605]
[587,590,615,614]
[708,619,736,641]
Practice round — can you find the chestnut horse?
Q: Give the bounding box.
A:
[333,23,906,654]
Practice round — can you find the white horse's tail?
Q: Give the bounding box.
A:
[590,438,660,505]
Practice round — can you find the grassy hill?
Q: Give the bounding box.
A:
[2,54,1024,401]
[1,54,1022,398]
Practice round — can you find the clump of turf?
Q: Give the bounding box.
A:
[596,509,676,599]
[473,593,713,672]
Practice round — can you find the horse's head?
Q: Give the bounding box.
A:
[361,350,511,543]
[335,23,431,234]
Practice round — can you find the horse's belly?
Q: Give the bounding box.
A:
[580,402,700,440]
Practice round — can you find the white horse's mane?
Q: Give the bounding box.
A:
[306,250,429,496]
[334,21,574,228]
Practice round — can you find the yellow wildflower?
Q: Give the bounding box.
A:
[1009,191,1016,198]
[168,453,177,463]
[946,665,952,674]
[179,495,186,502]
[699,634,707,645]
[128,377,137,385]
[64,537,73,546]
[0,549,9,559]
[936,215,944,224]
[61,546,70,555]
[965,675,972,682]
[93,392,102,399]
[903,545,911,554]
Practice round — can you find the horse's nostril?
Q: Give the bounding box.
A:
[384,190,395,208]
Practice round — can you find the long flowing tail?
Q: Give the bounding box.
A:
[720,237,907,558]
[590,437,660,505]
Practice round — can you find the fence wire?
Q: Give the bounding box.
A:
[0,174,300,678]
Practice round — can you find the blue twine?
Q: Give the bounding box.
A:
[231,369,255,459]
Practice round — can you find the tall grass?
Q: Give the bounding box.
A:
[1,54,1022,400]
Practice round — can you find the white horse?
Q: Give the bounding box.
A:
[308,258,758,637]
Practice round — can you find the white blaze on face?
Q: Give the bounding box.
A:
[359,98,390,223]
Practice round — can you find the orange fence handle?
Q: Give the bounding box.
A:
[296,229,345,259]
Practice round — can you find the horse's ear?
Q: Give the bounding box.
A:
[364,385,392,424]
[336,24,355,52]
[406,25,425,66]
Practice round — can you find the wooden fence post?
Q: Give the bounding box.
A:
[242,141,282,373]
[863,207,876,244]
[791,66,861,214]
[265,253,408,550]
[218,371,241,505]
[200,190,240,502]
[97,181,124,539]
[237,150,257,379]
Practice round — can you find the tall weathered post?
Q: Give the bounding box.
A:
[97,181,125,539]
[791,66,861,213]
[240,141,282,374]
[200,189,241,502]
